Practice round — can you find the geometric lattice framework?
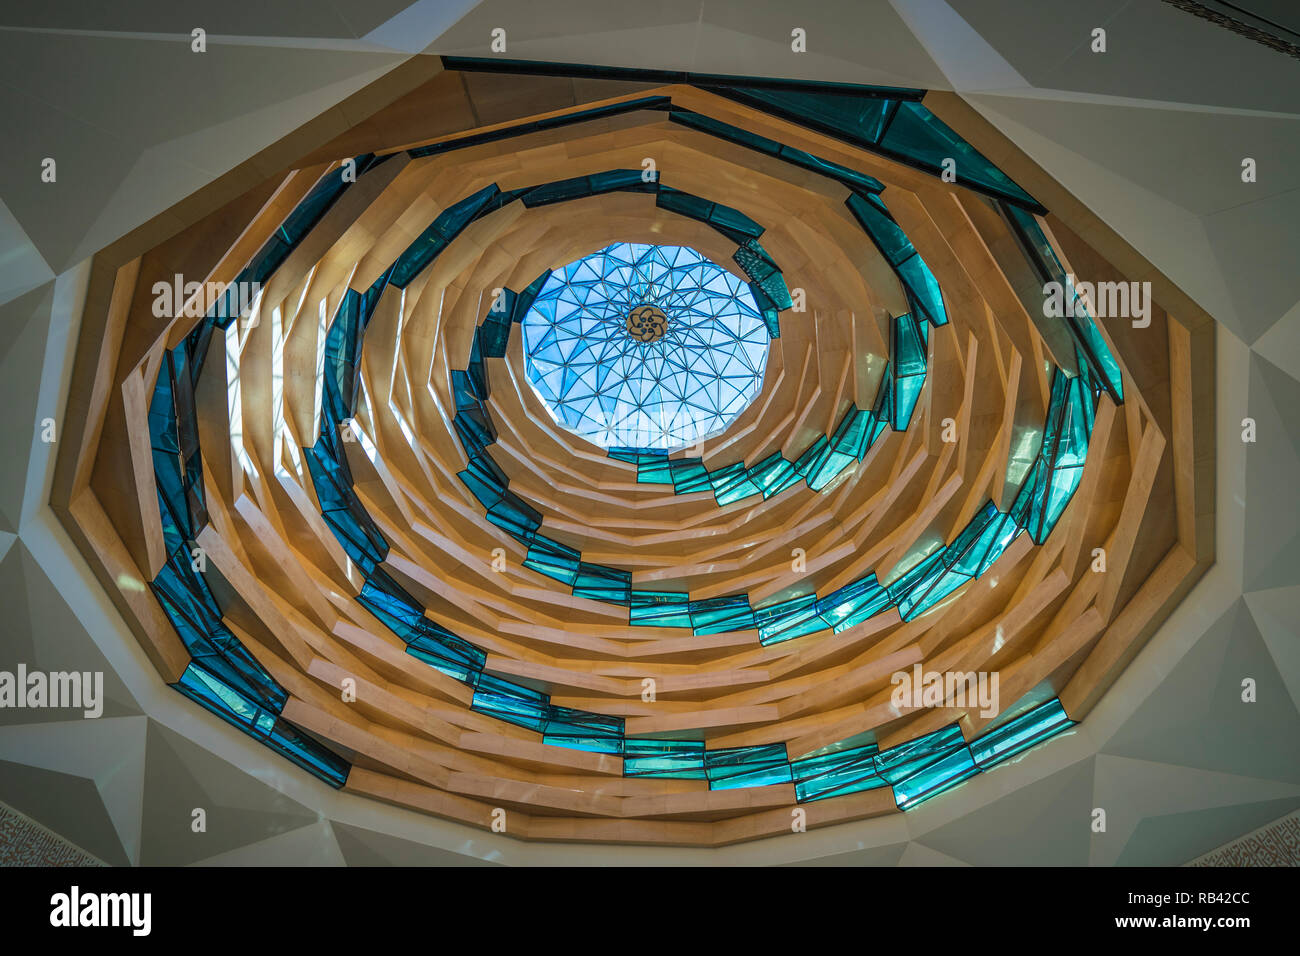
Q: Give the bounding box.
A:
[50,58,1215,847]
[522,242,769,450]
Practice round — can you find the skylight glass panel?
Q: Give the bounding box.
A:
[521,242,770,450]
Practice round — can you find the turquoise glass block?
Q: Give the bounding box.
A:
[890,313,929,428]
[629,591,693,628]
[806,440,858,491]
[471,674,550,733]
[174,662,349,788]
[970,698,1073,769]
[750,282,783,338]
[523,535,582,586]
[542,706,625,754]
[873,723,966,784]
[792,743,886,802]
[609,447,664,464]
[792,435,833,482]
[709,461,763,505]
[734,238,793,310]
[485,495,542,543]
[1015,370,1093,544]
[899,256,948,327]
[885,550,946,612]
[666,109,886,195]
[892,743,978,809]
[819,574,890,632]
[711,86,900,146]
[624,739,707,778]
[749,452,801,498]
[670,458,713,494]
[878,100,1039,209]
[754,593,824,645]
[573,562,632,605]
[453,408,496,456]
[846,193,948,328]
[705,744,793,790]
[896,501,1002,620]
[360,569,486,680]
[951,506,1022,578]
[637,456,675,484]
[689,595,755,635]
[390,184,500,288]
[1004,204,1123,403]
[656,187,764,242]
[830,406,876,461]
[478,293,514,356]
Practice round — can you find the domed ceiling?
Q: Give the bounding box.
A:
[50,58,1214,846]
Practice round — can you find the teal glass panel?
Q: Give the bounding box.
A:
[709,461,762,505]
[830,406,875,461]
[892,743,978,809]
[174,662,349,788]
[819,574,890,632]
[542,706,625,754]
[792,743,886,802]
[573,562,632,605]
[878,101,1039,209]
[1004,204,1123,403]
[791,435,833,481]
[609,447,665,464]
[749,452,801,498]
[523,535,581,586]
[629,591,693,628]
[705,743,793,790]
[471,674,550,733]
[754,593,823,644]
[637,457,675,484]
[666,109,886,195]
[690,595,756,635]
[711,87,899,146]
[670,458,713,494]
[623,739,707,778]
[899,256,948,327]
[874,723,966,785]
[970,698,1073,769]
[734,238,793,310]
[389,184,500,288]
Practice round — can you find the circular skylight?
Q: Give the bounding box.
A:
[520,242,770,450]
